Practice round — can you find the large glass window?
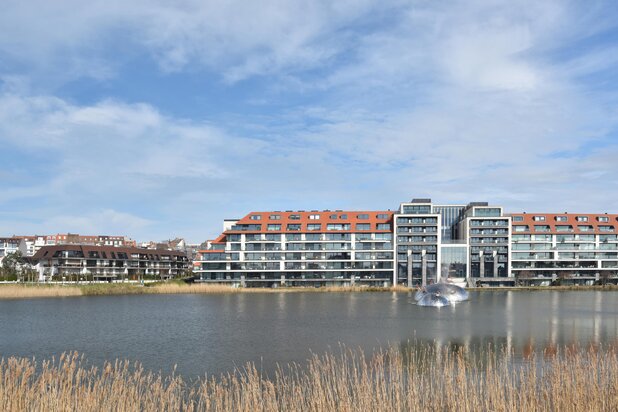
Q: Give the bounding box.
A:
[356,223,371,231]
[473,208,501,217]
[402,205,431,214]
[267,224,281,231]
[327,223,351,231]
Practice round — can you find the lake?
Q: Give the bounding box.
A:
[1,291,617,379]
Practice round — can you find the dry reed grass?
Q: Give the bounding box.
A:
[0,283,410,299]
[1,345,617,411]
[0,284,82,299]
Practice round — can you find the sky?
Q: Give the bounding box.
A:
[1,0,618,243]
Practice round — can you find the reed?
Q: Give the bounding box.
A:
[1,345,616,411]
[0,283,410,299]
[0,284,82,299]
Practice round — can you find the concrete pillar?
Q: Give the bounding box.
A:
[240,274,246,288]
[421,250,427,287]
[280,274,286,286]
[479,251,485,278]
[493,251,498,278]
[407,250,413,288]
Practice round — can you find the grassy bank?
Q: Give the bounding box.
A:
[2,282,618,299]
[0,283,411,299]
[1,345,616,411]
[468,284,618,292]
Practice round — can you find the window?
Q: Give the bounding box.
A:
[534,225,551,232]
[555,216,567,222]
[340,214,348,219]
[402,205,431,214]
[599,226,615,232]
[327,223,350,231]
[250,215,262,220]
[289,214,300,220]
[533,216,546,221]
[376,223,390,230]
[512,216,523,222]
[287,224,301,231]
[267,224,281,231]
[513,225,529,232]
[578,225,593,232]
[598,216,609,222]
[329,214,337,219]
[269,214,281,220]
[357,214,369,219]
[307,224,321,231]
[356,223,371,231]
[555,225,572,232]
[309,214,320,220]
[377,214,389,219]
[576,216,588,222]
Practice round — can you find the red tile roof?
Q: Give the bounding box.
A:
[510,213,618,235]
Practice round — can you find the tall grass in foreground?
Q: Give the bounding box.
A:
[1,345,617,411]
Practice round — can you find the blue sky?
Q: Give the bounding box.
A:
[1,0,618,243]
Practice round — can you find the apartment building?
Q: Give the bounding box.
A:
[197,210,395,287]
[510,213,618,285]
[194,198,513,287]
[32,245,189,282]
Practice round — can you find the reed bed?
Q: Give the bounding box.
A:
[0,284,82,299]
[1,345,617,411]
[0,283,410,299]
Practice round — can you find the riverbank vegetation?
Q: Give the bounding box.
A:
[1,282,618,299]
[0,344,616,411]
[0,282,412,299]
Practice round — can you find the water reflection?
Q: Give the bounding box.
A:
[0,291,617,378]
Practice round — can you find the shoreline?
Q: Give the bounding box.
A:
[1,282,617,299]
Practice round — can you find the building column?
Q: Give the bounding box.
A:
[421,250,427,287]
[407,250,413,288]
[479,251,485,279]
[493,251,498,278]
[280,274,286,286]
[240,274,246,288]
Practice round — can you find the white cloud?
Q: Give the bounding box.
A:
[1,0,618,243]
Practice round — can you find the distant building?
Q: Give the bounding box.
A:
[45,234,136,248]
[32,245,189,282]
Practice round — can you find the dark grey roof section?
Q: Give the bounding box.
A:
[32,245,187,260]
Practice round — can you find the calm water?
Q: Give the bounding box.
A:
[1,291,617,379]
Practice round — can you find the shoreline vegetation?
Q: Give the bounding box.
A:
[1,345,616,411]
[0,282,618,299]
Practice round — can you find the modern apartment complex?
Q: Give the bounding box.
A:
[510,213,618,284]
[194,199,513,287]
[32,245,189,282]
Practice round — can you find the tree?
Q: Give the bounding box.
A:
[1,251,25,281]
